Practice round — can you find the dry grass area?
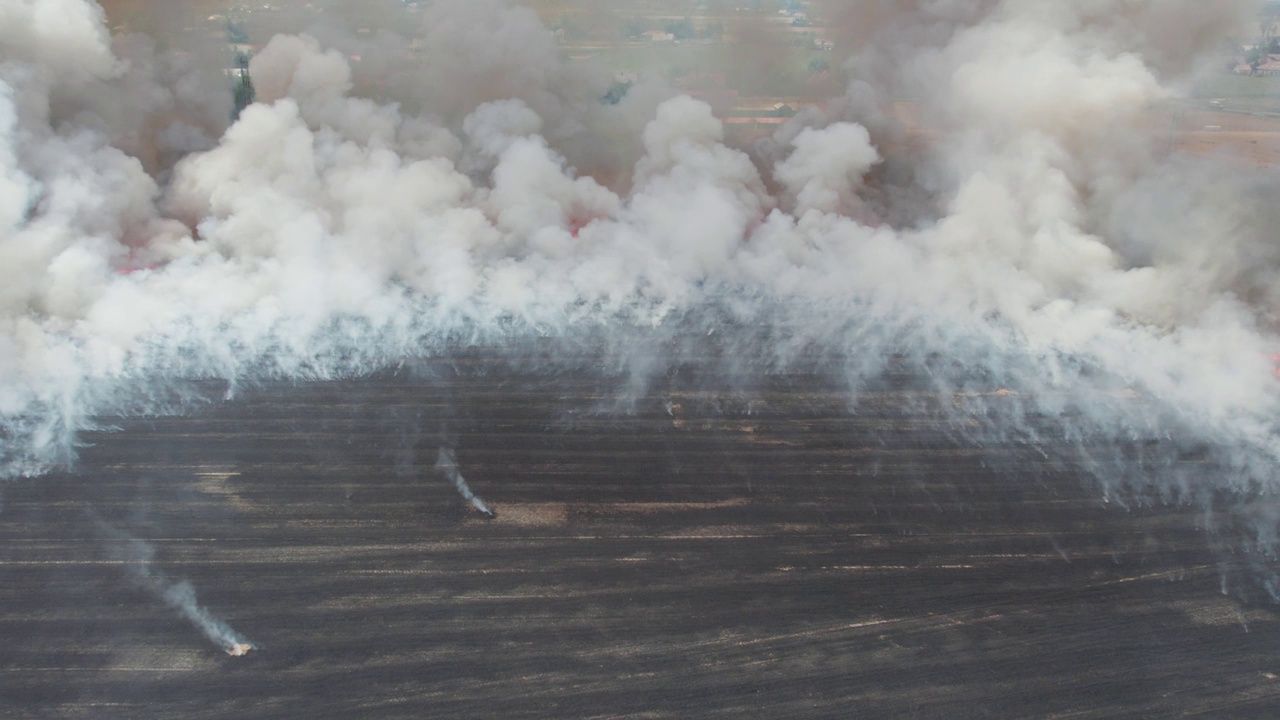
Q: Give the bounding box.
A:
[1163,109,1280,167]
[887,102,1280,168]
[1173,131,1280,167]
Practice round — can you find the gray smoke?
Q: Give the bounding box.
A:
[160,581,256,657]
[436,446,495,518]
[3,1,1280,588]
[102,523,254,656]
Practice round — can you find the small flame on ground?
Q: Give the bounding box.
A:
[225,642,254,657]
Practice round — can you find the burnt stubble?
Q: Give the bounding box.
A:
[1,356,1278,719]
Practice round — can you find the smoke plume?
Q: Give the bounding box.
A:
[3,1,1280,588]
[437,446,495,518]
[101,521,255,656]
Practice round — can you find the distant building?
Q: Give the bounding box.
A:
[1235,54,1280,75]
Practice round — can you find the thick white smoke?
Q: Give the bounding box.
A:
[3,1,1280,586]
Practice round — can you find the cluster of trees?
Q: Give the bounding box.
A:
[226,19,249,45]
[228,23,253,120]
[1220,8,1280,75]
[602,80,632,105]
[1241,19,1280,74]
[232,53,254,120]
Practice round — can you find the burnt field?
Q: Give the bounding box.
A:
[2,356,1280,718]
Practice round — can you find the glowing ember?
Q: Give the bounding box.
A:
[226,642,254,657]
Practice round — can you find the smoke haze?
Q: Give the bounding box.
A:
[4,1,1280,588]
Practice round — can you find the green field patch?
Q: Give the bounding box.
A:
[1192,73,1280,99]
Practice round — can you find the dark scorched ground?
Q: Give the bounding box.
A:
[1,354,1279,718]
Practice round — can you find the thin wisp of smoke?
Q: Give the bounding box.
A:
[436,446,495,518]
[3,1,1280,587]
[99,520,255,656]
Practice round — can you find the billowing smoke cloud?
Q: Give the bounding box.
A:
[3,0,1280,591]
